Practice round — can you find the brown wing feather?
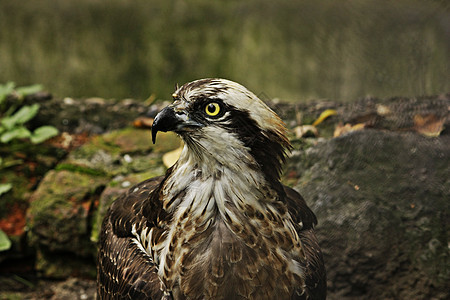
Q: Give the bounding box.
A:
[283,185,327,300]
[97,177,168,299]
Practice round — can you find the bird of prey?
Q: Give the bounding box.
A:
[97,78,326,299]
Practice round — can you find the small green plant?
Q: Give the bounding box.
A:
[0,182,12,196]
[0,228,11,251]
[0,82,59,144]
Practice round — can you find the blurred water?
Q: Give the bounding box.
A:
[0,0,448,102]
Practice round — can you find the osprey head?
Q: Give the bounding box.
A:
[152,78,291,180]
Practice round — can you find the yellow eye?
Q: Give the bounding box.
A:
[205,102,221,117]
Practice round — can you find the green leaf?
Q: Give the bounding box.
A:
[1,158,23,168]
[0,183,12,196]
[30,126,59,144]
[1,115,16,130]
[1,116,14,130]
[15,84,43,98]
[0,127,31,143]
[14,104,39,125]
[0,183,12,195]
[1,104,40,129]
[0,229,12,251]
[0,82,15,104]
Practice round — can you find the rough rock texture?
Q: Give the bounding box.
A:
[27,169,109,277]
[30,95,158,134]
[286,130,449,299]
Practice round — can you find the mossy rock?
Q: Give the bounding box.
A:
[101,127,153,153]
[0,141,66,220]
[0,170,29,218]
[27,170,109,258]
[63,127,180,176]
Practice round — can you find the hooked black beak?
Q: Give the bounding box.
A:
[151,106,180,144]
[151,106,203,144]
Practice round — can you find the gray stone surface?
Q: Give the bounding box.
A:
[286,130,449,299]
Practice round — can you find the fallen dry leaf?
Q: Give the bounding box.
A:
[333,123,366,137]
[312,109,337,126]
[133,117,154,128]
[48,132,90,150]
[294,125,319,138]
[376,104,392,116]
[413,114,444,137]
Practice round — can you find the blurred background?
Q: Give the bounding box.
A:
[0,0,449,102]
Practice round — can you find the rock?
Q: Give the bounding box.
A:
[0,276,96,300]
[273,93,450,138]
[50,277,96,300]
[26,94,168,135]
[28,170,108,254]
[27,169,109,277]
[285,130,449,299]
[62,127,179,176]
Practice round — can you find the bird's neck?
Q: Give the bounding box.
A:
[161,143,278,218]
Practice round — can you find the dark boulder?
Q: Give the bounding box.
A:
[286,130,449,299]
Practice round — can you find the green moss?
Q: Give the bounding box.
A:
[55,163,107,176]
[0,293,23,300]
[102,127,153,153]
[27,170,108,256]
[69,136,121,160]
[0,140,67,219]
[0,170,29,217]
[150,131,181,153]
[62,128,178,177]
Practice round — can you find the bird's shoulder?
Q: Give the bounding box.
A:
[282,185,318,230]
[107,175,166,238]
